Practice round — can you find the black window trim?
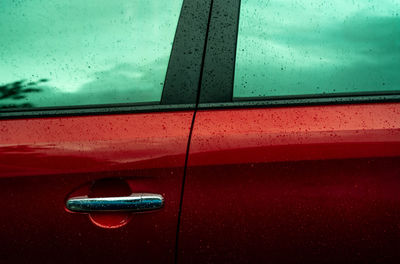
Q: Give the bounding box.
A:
[0,0,212,119]
[198,0,241,103]
[198,94,400,111]
[198,0,400,108]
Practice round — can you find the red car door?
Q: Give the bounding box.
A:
[0,0,212,262]
[0,112,192,263]
[177,0,400,262]
[179,103,400,263]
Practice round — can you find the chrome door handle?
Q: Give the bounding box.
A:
[66,193,164,213]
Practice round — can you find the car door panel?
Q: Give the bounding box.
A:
[178,103,400,263]
[0,111,193,263]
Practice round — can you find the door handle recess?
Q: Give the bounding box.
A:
[66,193,164,213]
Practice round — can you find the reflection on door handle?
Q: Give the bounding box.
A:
[66,193,164,213]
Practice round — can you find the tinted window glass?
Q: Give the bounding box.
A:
[234,0,400,99]
[0,0,183,109]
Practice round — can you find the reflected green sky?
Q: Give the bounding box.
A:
[0,0,183,108]
[234,0,400,98]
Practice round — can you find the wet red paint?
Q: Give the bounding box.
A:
[0,113,191,177]
[1,103,399,263]
[178,103,400,263]
[0,112,193,263]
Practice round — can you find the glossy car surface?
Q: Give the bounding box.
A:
[1,0,399,263]
[179,103,400,263]
[0,112,193,263]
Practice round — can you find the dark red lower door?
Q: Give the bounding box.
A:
[0,111,193,263]
[178,103,400,263]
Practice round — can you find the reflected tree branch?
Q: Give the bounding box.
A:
[0,79,47,109]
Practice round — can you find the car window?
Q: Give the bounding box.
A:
[233,0,400,99]
[0,0,183,109]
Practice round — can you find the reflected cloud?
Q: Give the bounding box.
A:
[0,0,183,109]
[235,0,400,97]
[0,59,167,108]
